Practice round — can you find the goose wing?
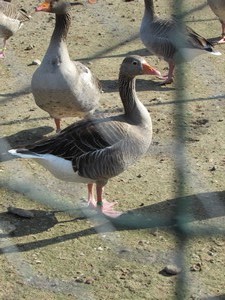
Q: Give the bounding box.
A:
[73,61,102,93]
[23,116,132,180]
[145,17,214,59]
[184,25,214,50]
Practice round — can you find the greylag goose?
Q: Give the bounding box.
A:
[140,0,221,85]
[9,55,161,218]
[207,0,225,43]
[31,0,100,132]
[0,0,30,58]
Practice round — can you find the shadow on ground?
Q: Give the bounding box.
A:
[0,190,224,254]
[0,126,54,162]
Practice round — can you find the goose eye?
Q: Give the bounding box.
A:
[132,61,138,66]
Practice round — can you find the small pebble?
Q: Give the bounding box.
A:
[97,246,103,251]
[85,277,95,284]
[25,44,35,50]
[28,59,41,66]
[7,206,34,218]
[119,248,130,254]
[209,166,216,172]
[190,263,202,272]
[75,277,84,283]
[161,264,182,276]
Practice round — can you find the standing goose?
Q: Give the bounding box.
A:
[9,55,161,218]
[31,0,101,132]
[0,0,30,58]
[207,0,225,43]
[140,0,221,85]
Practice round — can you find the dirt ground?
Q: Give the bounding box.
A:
[0,0,225,299]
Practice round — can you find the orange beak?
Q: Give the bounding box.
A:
[35,1,51,12]
[142,62,161,77]
[35,0,97,12]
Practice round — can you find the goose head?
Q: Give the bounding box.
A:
[35,0,69,13]
[35,0,95,14]
[120,55,161,78]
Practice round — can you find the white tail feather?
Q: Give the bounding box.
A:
[211,50,221,56]
[8,149,39,159]
[8,150,89,183]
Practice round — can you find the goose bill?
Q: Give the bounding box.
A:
[36,0,96,11]
[35,1,51,12]
[142,63,161,77]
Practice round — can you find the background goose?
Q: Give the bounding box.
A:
[31,0,101,132]
[140,0,221,85]
[0,0,30,58]
[207,0,225,43]
[9,55,161,218]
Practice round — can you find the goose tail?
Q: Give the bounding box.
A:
[208,49,221,56]
[8,149,40,159]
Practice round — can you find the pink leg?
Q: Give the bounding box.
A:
[87,183,96,208]
[54,118,61,133]
[0,51,5,59]
[217,22,225,44]
[159,62,174,85]
[96,184,122,218]
[86,183,122,218]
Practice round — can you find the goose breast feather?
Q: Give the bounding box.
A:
[31,60,100,119]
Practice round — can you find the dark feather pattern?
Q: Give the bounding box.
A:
[20,115,136,179]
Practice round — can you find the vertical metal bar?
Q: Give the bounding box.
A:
[172,0,189,298]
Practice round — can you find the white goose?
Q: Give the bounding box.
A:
[9,55,161,218]
[31,0,101,132]
[207,0,225,43]
[140,0,221,84]
[0,0,30,58]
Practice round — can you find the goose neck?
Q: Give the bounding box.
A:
[51,12,71,43]
[144,0,155,19]
[119,74,147,123]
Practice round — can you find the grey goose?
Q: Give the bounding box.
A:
[140,0,221,85]
[0,0,30,58]
[31,0,101,132]
[9,55,161,218]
